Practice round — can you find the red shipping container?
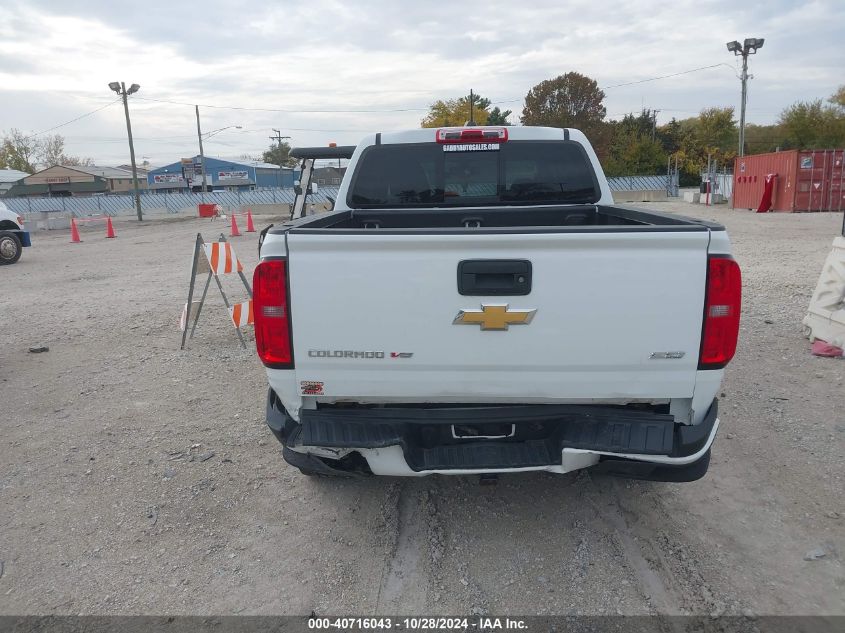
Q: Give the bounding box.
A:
[733,149,845,212]
[198,203,218,218]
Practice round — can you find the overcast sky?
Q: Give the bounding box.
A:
[1,0,842,167]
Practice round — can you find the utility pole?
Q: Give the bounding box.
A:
[109,81,143,221]
[468,89,476,126]
[270,129,291,188]
[195,105,207,203]
[652,109,661,142]
[727,38,765,157]
[739,56,748,157]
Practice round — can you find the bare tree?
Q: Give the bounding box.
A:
[60,155,94,167]
[38,134,65,167]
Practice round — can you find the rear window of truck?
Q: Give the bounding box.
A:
[347,141,600,208]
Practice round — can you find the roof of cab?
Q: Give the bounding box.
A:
[376,126,573,145]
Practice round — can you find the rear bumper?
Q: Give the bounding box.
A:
[266,390,719,481]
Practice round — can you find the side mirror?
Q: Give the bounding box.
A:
[327,196,335,211]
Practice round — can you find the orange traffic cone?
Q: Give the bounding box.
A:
[245,210,255,232]
[70,218,81,243]
[105,217,116,238]
[230,213,241,237]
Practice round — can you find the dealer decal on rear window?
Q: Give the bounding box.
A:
[443,143,500,152]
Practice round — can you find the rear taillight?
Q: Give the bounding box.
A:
[253,258,293,368]
[436,127,508,143]
[699,256,742,369]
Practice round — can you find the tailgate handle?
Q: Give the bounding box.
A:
[458,260,532,296]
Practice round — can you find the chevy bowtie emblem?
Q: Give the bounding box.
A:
[453,304,537,331]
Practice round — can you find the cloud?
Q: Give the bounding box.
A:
[1,0,842,166]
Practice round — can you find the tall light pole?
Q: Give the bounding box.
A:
[726,38,765,157]
[195,113,242,199]
[108,81,143,221]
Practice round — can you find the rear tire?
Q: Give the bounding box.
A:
[0,232,22,265]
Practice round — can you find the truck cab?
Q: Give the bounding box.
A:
[0,201,31,265]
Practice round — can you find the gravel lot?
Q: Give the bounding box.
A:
[0,203,843,616]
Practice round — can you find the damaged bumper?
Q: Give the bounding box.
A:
[266,390,719,482]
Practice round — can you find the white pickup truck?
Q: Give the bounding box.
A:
[0,201,31,265]
[253,126,741,482]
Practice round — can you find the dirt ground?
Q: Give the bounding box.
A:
[0,203,843,616]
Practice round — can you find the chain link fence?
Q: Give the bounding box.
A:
[606,174,679,196]
[7,175,680,219]
[5,187,341,218]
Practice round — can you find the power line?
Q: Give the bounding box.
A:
[60,126,373,145]
[601,64,732,90]
[22,63,735,136]
[134,96,431,113]
[265,125,373,133]
[12,62,752,150]
[492,64,735,104]
[24,99,121,139]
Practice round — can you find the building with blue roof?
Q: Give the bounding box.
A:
[146,156,298,192]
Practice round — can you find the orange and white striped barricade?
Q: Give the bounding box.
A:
[229,300,254,328]
[180,233,253,350]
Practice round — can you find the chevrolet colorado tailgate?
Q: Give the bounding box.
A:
[285,228,709,402]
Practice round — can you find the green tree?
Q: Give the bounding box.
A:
[520,72,607,132]
[486,106,512,125]
[0,131,90,170]
[421,94,500,127]
[603,110,667,176]
[742,123,785,154]
[696,107,737,154]
[520,72,609,158]
[647,108,737,185]
[678,108,736,177]
[0,129,39,172]
[656,117,684,155]
[263,139,297,167]
[617,109,656,138]
[778,99,845,149]
[830,85,845,108]
[604,134,667,177]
